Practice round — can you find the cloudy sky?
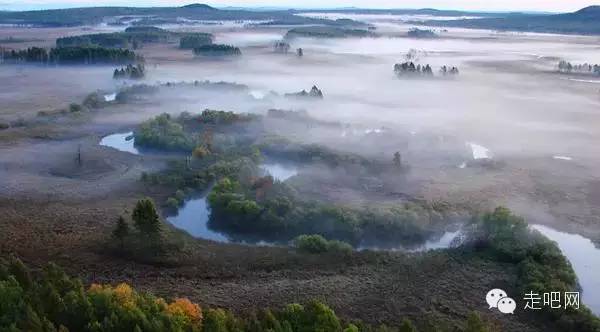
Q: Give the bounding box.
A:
[1,0,598,12]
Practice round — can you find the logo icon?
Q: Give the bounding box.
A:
[486,288,516,314]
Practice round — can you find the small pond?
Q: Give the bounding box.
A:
[99,132,139,155]
[532,224,600,315]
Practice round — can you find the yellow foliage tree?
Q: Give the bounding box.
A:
[168,298,203,325]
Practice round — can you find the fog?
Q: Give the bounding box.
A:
[2,16,600,239]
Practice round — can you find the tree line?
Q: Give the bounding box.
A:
[558,60,600,75]
[1,46,140,64]
[193,44,241,57]
[113,64,146,79]
[56,27,213,50]
[394,62,459,77]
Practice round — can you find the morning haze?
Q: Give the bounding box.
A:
[1,2,600,332]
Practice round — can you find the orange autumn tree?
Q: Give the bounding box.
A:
[168,298,203,325]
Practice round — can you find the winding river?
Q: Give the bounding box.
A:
[532,224,600,315]
[98,134,600,311]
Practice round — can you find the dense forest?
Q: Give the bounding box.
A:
[193,44,242,57]
[179,34,214,50]
[1,46,140,64]
[285,26,375,39]
[57,27,213,50]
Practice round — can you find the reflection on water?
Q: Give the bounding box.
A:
[99,132,139,155]
[261,163,298,181]
[532,224,600,315]
[359,229,462,252]
[167,196,230,243]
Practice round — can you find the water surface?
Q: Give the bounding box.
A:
[532,224,600,315]
[167,196,229,242]
[99,132,139,155]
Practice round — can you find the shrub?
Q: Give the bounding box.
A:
[294,235,353,255]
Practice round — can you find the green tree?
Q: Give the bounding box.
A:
[132,198,161,236]
[112,216,130,249]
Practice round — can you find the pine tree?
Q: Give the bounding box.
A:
[112,216,130,249]
[132,198,161,236]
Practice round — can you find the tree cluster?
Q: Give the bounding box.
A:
[284,85,324,99]
[439,65,459,76]
[1,46,139,64]
[207,176,436,246]
[179,34,214,49]
[112,198,165,256]
[394,62,433,76]
[407,28,437,38]
[0,258,201,332]
[56,27,214,50]
[193,44,241,57]
[113,64,146,79]
[273,41,291,54]
[285,26,374,39]
[394,62,459,77]
[558,60,600,75]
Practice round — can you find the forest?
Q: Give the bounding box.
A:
[285,26,375,39]
[193,45,242,57]
[57,28,213,50]
[1,46,140,64]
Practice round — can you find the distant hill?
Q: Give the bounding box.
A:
[0,4,358,27]
[291,8,527,18]
[420,6,600,35]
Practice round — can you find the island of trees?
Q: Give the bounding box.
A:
[394,62,459,77]
[284,85,324,99]
[558,60,600,75]
[407,28,438,38]
[113,64,146,79]
[274,41,291,54]
[193,44,241,57]
[394,62,434,76]
[1,46,140,64]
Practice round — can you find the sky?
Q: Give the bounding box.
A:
[0,0,598,12]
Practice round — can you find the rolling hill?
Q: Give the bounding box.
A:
[421,6,600,35]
